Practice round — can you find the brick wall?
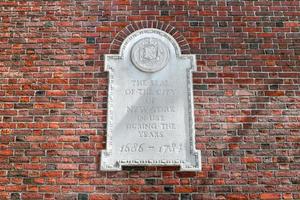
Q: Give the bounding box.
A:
[0,0,300,199]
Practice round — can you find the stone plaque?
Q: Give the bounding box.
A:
[101,28,201,171]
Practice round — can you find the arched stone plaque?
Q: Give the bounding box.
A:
[101,28,201,171]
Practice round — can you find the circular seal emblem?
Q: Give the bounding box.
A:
[131,37,169,72]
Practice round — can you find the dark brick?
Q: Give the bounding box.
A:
[221,43,230,49]
[83,97,92,102]
[218,22,227,27]
[70,66,80,71]
[35,91,45,96]
[23,178,33,184]
[85,60,94,66]
[145,178,156,185]
[261,143,270,149]
[8,171,27,177]
[14,103,33,109]
[190,21,198,27]
[270,85,278,90]
[208,72,217,77]
[291,178,300,184]
[161,10,169,16]
[11,193,20,200]
[217,61,237,66]
[94,72,107,78]
[123,166,146,171]
[44,21,53,28]
[194,85,207,90]
[16,136,25,142]
[160,1,168,6]
[276,21,284,27]
[86,37,95,44]
[12,55,20,61]
[78,193,88,200]
[164,186,174,193]
[250,43,259,49]
[277,156,289,163]
[46,164,57,170]
[80,136,89,142]
[264,49,274,54]
[180,194,192,200]
[263,27,272,32]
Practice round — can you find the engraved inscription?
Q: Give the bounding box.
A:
[124,79,177,138]
[119,143,183,154]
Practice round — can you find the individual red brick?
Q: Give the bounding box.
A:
[123,194,145,200]
[265,91,285,96]
[226,194,248,200]
[157,194,178,200]
[22,193,43,200]
[141,186,163,193]
[241,157,261,163]
[0,150,13,156]
[284,22,299,27]
[34,103,64,109]
[46,90,67,96]
[56,164,78,170]
[67,38,85,43]
[47,79,68,84]
[0,178,9,184]
[5,185,26,192]
[157,179,180,185]
[175,171,196,178]
[90,194,112,200]
[57,136,79,142]
[260,193,281,200]
[25,136,46,142]
[130,185,141,193]
[175,186,197,193]
[283,193,293,199]
[40,171,62,177]
[56,178,77,185]
[39,186,60,192]
[23,164,45,170]
[106,186,128,193]
[235,90,253,96]
[96,26,113,32]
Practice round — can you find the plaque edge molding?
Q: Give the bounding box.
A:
[104,28,197,72]
[101,28,201,171]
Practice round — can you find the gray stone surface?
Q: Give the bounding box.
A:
[101,28,201,171]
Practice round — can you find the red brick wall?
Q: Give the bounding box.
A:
[0,1,300,199]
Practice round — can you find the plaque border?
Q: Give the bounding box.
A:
[101,28,201,171]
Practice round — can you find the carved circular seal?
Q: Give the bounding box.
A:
[131,37,169,72]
